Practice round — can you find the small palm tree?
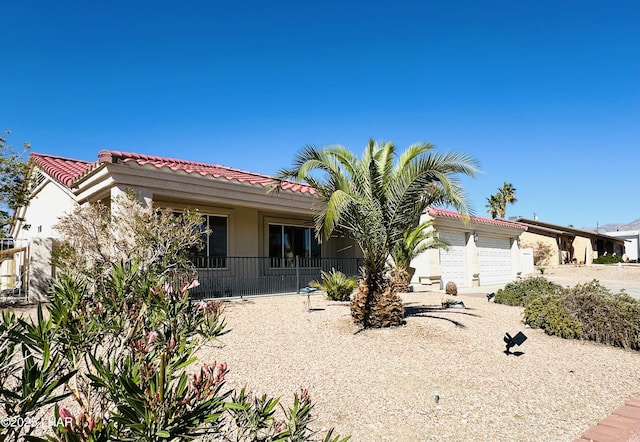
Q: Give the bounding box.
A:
[276,139,478,328]
[310,268,357,301]
[391,221,448,292]
[485,193,503,219]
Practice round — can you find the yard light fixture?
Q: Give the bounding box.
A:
[503,331,527,355]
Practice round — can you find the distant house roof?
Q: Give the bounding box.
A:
[30,150,315,195]
[513,217,624,242]
[428,208,527,230]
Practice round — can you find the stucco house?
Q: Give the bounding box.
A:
[410,209,527,289]
[9,149,533,299]
[602,230,640,262]
[511,217,626,265]
[10,150,364,300]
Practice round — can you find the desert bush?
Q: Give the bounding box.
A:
[592,255,624,264]
[518,279,640,351]
[53,191,206,289]
[523,295,582,339]
[310,268,357,301]
[561,280,640,350]
[494,276,566,306]
[521,240,554,266]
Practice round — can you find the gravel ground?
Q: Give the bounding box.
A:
[203,275,640,441]
[4,265,639,441]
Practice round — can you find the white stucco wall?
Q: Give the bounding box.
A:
[14,179,78,241]
[10,178,78,301]
[411,212,525,289]
[605,230,640,262]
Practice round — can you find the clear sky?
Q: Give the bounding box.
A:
[2,0,638,228]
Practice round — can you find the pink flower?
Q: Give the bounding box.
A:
[182,280,200,291]
[59,407,73,420]
[148,331,158,344]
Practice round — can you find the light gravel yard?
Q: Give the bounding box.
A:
[201,265,640,441]
[4,265,639,441]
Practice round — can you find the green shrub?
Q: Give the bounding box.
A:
[310,268,357,301]
[561,280,640,350]
[520,279,640,350]
[494,276,566,306]
[592,255,624,264]
[524,295,582,339]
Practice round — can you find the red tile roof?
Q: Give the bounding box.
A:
[30,150,315,194]
[428,208,527,230]
[97,150,315,194]
[30,153,95,187]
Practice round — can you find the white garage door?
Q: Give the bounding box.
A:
[477,236,512,285]
[439,232,467,288]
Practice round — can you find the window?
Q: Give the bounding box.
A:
[190,215,228,268]
[268,224,320,267]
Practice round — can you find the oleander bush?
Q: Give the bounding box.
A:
[1,196,350,442]
[494,276,566,306]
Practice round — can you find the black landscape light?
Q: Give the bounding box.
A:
[487,292,495,302]
[503,331,527,355]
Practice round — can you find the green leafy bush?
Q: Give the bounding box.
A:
[561,280,640,350]
[310,268,357,301]
[511,277,640,351]
[494,276,566,306]
[592,255,624,264]
[523,295,582,339]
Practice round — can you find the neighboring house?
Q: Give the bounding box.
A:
[603,230,640,262]
[410,208,527,289]
[512,217,626,265]
[11,150,363,300]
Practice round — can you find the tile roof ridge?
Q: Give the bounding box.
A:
[98,149,277,179]
[30,152,92,164]
[29,152,96,188]
[428,207,526,230]
[97,149,316,194]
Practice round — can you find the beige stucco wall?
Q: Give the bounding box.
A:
[153,198,357,259]
[518,232,560,266]
[572,236,594,264]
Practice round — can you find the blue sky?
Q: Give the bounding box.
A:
[2,0,638,228]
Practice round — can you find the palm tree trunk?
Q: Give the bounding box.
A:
[350,271,405,328]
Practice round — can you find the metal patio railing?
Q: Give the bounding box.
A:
[187,256,363,299]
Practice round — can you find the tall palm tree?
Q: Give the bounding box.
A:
[276,139,478,328]
[498,182,517,218]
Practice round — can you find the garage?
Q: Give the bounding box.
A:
[477,236,512,285]
[439,231,467,288]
